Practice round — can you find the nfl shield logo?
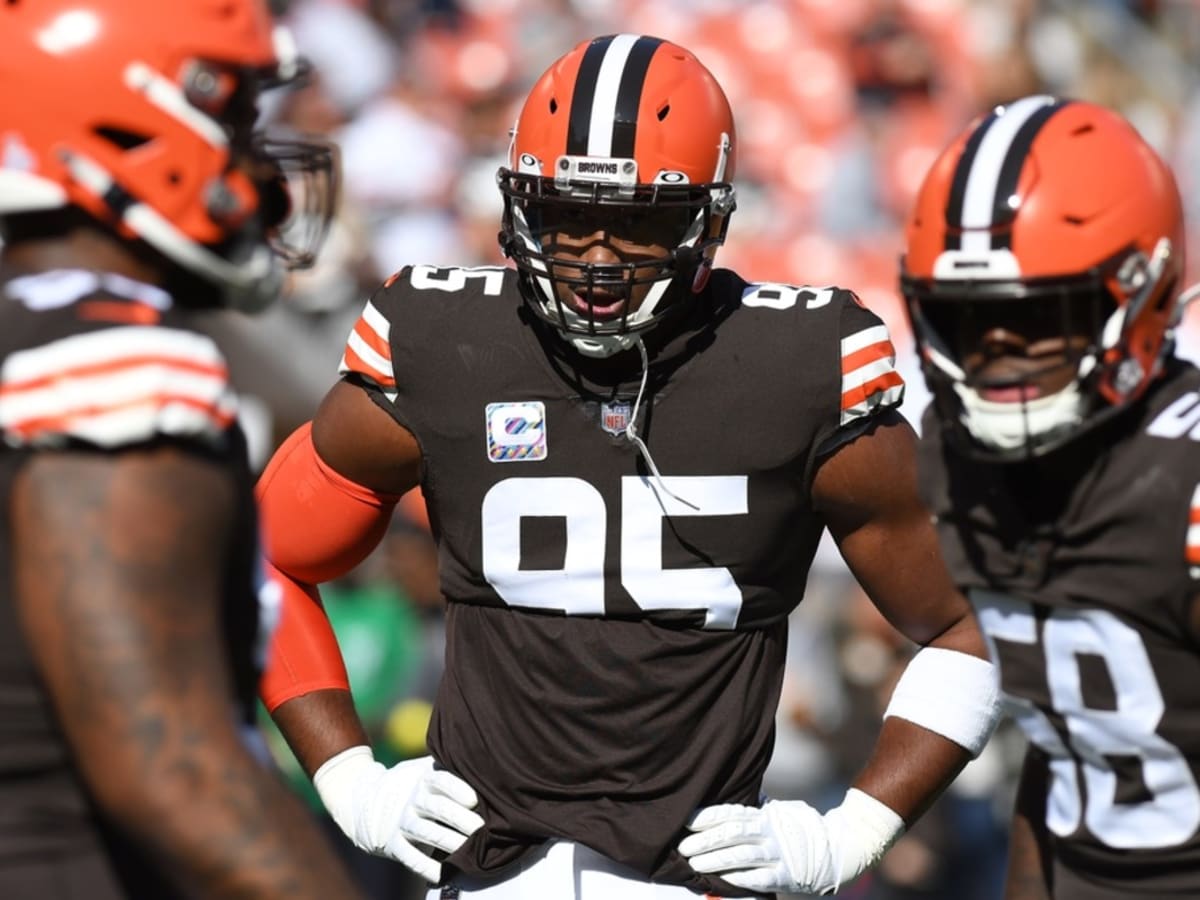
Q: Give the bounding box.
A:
[600,400,632,436]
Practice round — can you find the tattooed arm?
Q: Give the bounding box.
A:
[11,446,363,899]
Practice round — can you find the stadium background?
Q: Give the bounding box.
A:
[225,2,1200,898]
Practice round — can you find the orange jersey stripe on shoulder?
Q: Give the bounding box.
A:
[352,315,390,360]
[842,338,897,374]
[11,393,235,439]
[340,301,396,388]
[0,354,227,397]
[842,370,905,411]
[77,300,163,326]
[342,343,397,389]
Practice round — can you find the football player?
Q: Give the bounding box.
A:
[259,34,1003,899]
[0,2,362,897]
[902,95,1200,899]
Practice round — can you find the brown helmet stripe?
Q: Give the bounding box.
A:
[612,36,663,158]
[566,35,613,156]
[944,110,997,250]
[990,100,1070,248]
[944,95,1069,252]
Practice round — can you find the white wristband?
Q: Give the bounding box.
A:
[883,647,1001,756]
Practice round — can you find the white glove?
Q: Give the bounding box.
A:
[678,788,904,896]
[313,746,484,883]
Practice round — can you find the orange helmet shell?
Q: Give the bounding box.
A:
[901,95,1188,457]
[498,35,737,356]
[904,97,1183,285]
[0,0,279,246]
[512,35,736,187]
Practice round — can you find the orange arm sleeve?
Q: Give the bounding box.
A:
[259,563,351,711]
[257,421,402,584]
[256,422,402,711]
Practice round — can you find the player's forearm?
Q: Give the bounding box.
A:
[104,735,364,899]
[271,687,372,776]
[11,451,362,896]
[848,715,971,825]
[854,638,1000,824]
[34,589,366,898]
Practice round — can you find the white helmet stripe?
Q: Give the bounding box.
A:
[959,95,1059,253]
[565,35,663,159]
[588,34,639,156]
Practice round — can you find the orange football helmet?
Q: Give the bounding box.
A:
[0,0,337,310]
[498,34,736,356]
[900,95,1186,458]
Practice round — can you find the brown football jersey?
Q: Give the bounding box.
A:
[0,270,266,896]
[918,359,1200,899]
[339,265,905,893]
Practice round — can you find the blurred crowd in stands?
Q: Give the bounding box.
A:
[235,1,1200,897]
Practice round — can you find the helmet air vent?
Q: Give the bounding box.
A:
[93,125,150,151]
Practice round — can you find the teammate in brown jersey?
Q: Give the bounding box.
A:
[902,95,1200,899]
[0,2,362,897]
[257,33,1003,899]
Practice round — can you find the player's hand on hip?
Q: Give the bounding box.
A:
[313,746,485,883]
[678,789,904,896]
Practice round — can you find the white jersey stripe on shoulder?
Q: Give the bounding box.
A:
[1,326,224,386]
[843,357,898,392]
[360,301,391,349]
[0,326,234,448]
[960,95,1057,253]
[840,382,905,427]
[2,364,230,424]
[344,330,392,380]
[11,401,235,448]
[588,34,639,156]
[840,325,892,357]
